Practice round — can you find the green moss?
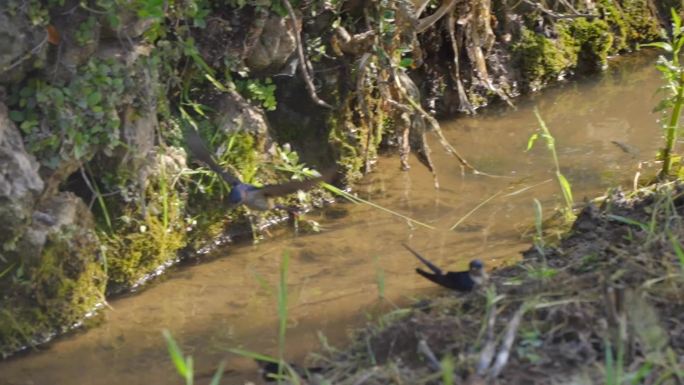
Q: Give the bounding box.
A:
[513,28,576,90]
[104,163,187,290]
[561,18,614,72]
[597,0,630,52]
[33,231,106,323]
[622,0,661,43]
[328,109,364,183]
[0,223,105,356]
[597,0,661,52]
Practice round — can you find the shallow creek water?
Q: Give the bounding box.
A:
[0,52,664,385]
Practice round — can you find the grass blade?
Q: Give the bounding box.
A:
[449,190,502,231]
[273,165,436,230]
[227,348,279,363]
[278,252,290,381]
[208,361,225,385]
[441,355,455,385]
[606,214,649,232]
[162,329,192,385]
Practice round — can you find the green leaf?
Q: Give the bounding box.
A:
[533,198,543,238]
[9,110,25,122]
[640,42,673,52]
[669,234,684,271]
[162,330,190,379]
[87,92,102,106]
[556,172,573,207]
[441,355,455,385]
[227,348,279,363]
[399,57,414,69]
[606,214,648,231]
[672,8,682,37]
[208,361,225,385]
[526,133,539,151]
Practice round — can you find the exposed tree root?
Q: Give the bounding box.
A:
[283,0,333,109]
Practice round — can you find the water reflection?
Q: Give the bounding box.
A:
[0,52,663,385]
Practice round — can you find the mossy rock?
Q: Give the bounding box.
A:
[0,193,105,357]
[561,18,614,72]
[513,28,577,90]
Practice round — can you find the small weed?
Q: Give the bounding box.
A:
[641,9,684,179]
[373,255,385,300]
[527,108,575,221]
[522,264,558,281]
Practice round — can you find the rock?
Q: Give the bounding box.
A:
[0,9,48,84]
[245,12,299,73]
[18,192,98,268]
[0,192,105,357]
[0,102,44,249]
[100,7,158,40]
[212,90,273,149]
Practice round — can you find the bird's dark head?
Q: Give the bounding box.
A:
[469,259,484,271]
[468,259,487,286]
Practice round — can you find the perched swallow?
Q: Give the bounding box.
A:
[403,244,486,292]
[185,130,333,211]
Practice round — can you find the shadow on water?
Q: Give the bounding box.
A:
[0,51,664,385]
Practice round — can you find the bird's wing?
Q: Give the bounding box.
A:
[416,268,452,288]
[260,178,323,197]
[403,244,444,275]
[185,130,241,186]
[260,167,337,198]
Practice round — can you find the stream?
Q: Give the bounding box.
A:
[0,52,664,385]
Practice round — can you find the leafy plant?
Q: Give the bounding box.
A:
[527,108,575,221]
[640,9,684,179]
[8,58,127,166]
[236,78,278,111]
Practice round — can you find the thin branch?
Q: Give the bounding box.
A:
[446,11,475,114]
[282,0,333,109]
[489,303,528,378]
[1,33,48,74]
[417,339,442,371]
[416,0,458,33]
[521,0,595,19]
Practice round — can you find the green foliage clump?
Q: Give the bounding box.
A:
[104,165,187,289]
[641,9,684,179]
[7,58,128,167]
[597,0,661,52]
[562,18,614,72]
[512,28,576,90]
[236,78,277,111]
[622,0,662,43]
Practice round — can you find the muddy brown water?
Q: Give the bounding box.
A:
[0,52,665,385]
